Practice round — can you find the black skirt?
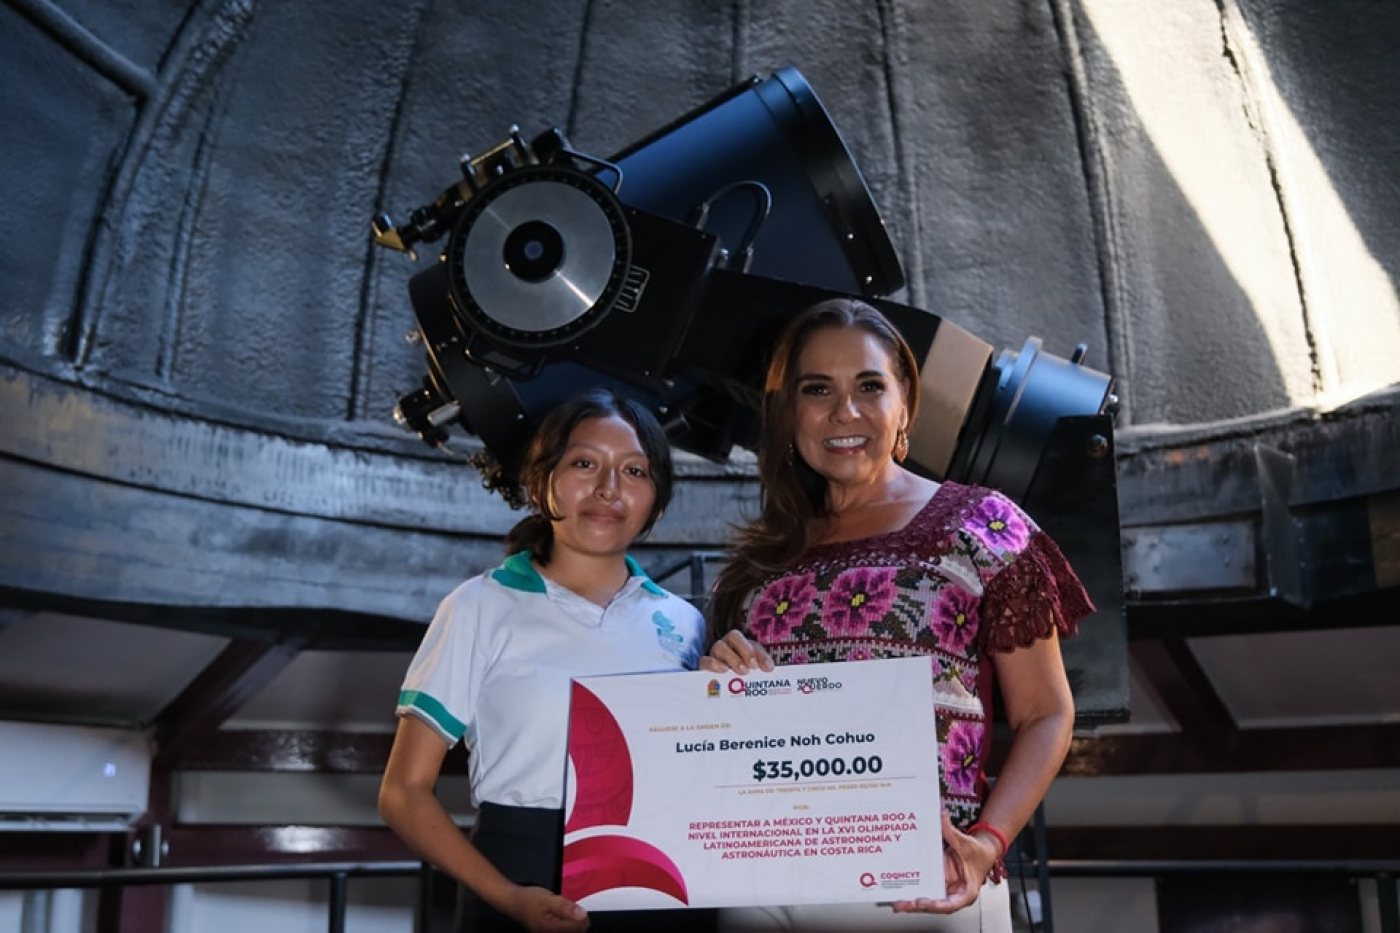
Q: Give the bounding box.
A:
[456,802,716,932]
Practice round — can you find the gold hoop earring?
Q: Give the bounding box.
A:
[893,428,909,463]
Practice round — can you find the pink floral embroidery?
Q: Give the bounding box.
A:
[941,720,982,797]
[932,586,979,653]
[741,483,1092,838]
[750,574,817,642]
[820,567,898,637]
[961,667,979,695]
[966,496,1029,553]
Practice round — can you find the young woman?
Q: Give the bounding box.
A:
[703,298,1094,932]
[379,388,706,933]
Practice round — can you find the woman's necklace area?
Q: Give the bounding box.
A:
[819,475,937,546]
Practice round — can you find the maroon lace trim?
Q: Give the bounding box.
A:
[981,530,1094,655]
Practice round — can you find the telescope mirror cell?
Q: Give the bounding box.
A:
[447,166,630,346]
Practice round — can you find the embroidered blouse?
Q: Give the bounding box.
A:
[739,481,1093,858]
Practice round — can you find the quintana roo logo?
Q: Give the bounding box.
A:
[562,682,689,905]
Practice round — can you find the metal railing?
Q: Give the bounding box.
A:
[0,861,423,933]
[2,856,1396,933]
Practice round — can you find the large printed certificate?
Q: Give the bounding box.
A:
[562,657,944,910]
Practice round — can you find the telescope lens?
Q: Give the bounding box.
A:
[503,221,564,282]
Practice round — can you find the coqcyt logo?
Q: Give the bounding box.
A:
[858,870,924,890]
[868,870,923,891]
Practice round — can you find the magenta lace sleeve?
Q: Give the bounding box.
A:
[980,530,1095,654]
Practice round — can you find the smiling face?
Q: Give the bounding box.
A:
[791,325,910,497]
[547,414,658,563]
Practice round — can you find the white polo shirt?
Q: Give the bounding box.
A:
[396,551,705,809]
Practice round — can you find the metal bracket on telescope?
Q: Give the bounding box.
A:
[370,126,626,261]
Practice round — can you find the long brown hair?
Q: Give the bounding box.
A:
[705,298,922,642]
[504,388,674,564]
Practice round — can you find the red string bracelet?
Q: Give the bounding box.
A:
[967,820,1009,858]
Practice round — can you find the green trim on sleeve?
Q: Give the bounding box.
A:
[398,689,467,742]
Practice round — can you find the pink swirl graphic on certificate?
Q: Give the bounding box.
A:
[562,682,689,905]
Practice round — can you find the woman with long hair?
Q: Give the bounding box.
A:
[704,298,1093,932]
